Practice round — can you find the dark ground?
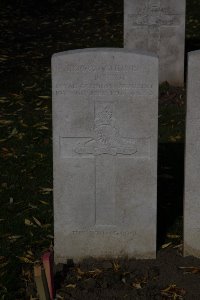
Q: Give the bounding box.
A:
[55,248,200,300]
[0,0,200,299]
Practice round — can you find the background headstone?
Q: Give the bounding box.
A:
[124,0,186,86]
[184,50,200,257]
[52,48,158,263]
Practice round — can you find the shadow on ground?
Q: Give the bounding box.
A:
[157,143,184,248]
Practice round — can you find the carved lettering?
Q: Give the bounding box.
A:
[72,230,136,236]
[55,87,153,97]
[128,13,181,27]
[54,64,139,73]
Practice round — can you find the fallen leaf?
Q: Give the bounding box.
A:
[0,261,8,268]
[66,284,76,288]
[173,244,183,250]
[55,295,64,299]
[0,55,9,61]
[0,119,13,125]
[179,266,200,274]
[113,261,120,271]
[37,126,49,130]
[40,187,53,194]
[132,282,142,289]
[27,250,34,256]
[25,219,33,226]
[9,93,22,98]
[29,203,38,209]
[33,122,48,128]
[8,235,22,240]
[32,216,42,227]
[175,135,181,140]
[39,200,49,205]
[121,277,126,284]
[161,242,172,249]
[169,136,177,142]
[36,100,43,106]
[10,128,18,135]
[0,138,8,142]
[76,267,85,277]
[25,253,34,260]
[17,256,34,264]
[161,284,186,299]
[88,268,102,277]
[162,285,176,293]
[167,234,180,239]
[42,223,51,228]
[24,83,37,90]
[38,96,51,100]
[47,235,54,239]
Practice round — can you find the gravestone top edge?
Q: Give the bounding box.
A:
[188,50,200,59]
[124,0,186,13]
[51,48,158,61]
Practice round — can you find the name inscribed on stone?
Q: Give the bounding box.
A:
[54,63,154,97]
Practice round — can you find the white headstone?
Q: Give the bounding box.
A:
[184,50,200,257]
[124,0,186,86]
[52,48,158,263]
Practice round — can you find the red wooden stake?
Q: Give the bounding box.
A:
[41,251,54,300]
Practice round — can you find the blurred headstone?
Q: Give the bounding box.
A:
[184,50,200,257]
[124,0,186,86]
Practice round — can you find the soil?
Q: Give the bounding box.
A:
[55,248,200,299]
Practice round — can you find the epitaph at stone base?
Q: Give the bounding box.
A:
[52,49,158,263]
[184,50,200,258]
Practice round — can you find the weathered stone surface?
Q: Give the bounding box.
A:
[52,48,158,263]
[124,0,185,86]
[184,50,200,257]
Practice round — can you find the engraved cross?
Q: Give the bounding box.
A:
[61,102,149,226]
